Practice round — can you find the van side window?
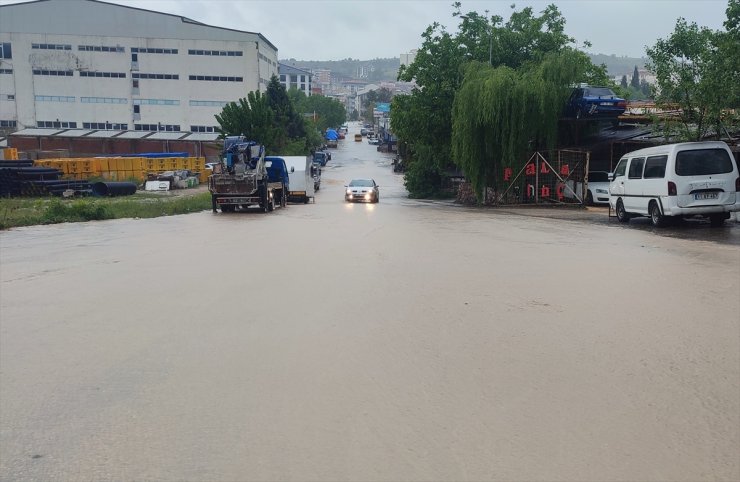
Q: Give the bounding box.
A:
[628,157,645,179]
[613,159,627,178]
[643,155,668,179]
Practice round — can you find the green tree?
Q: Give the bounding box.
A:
[452,50,596,199]
[620,75,628,89]
[297,94,347,132]
[631,65,641,89]
[215,91,276,146]
[392,2,604,198]
[266,75,305,148]
[646,4,739,140]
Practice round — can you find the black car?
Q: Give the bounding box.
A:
[566,86,627,119]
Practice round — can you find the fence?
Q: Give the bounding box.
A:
[492,149,590,205]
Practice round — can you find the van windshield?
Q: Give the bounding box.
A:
[676,149,734,176]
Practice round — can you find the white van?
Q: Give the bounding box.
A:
[609,141,739,227]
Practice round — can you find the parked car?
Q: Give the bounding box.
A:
[566,85,627,119]
[564,171,611,205]
[345,178,379,203]
[313,151,330,166]
[609,141,740,227]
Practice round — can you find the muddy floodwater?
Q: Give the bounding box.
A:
[2,123,739,481]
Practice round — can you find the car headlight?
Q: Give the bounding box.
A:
[346,189,352,195]
[596,189,608,194]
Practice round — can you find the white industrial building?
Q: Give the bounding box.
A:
[0,0,278,134]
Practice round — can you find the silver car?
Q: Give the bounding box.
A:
[345,179,379,203]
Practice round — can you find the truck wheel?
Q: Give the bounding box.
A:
[267,194,275,212]
[281,190,287,208]
[304,196,309,204]
[212,196,218,213]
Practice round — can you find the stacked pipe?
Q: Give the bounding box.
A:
[0,160,91,197]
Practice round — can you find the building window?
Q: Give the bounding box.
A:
[35,95,76,102]
[32,43,71,50]
[132,80,139,88]
[132,73,179,80]
[134,123,180,131]
[0,69,12,74]
[0,42,11,59]
[2,94,15,101]
[83,122,127,130]
[189,100,229,107]
[32,69,74,76]
[78,45,125,52]
[37,120,77,128]
[133,105,140,114]
[190,125,218,133]
[80,96,127,104]
[131,48,178,54]
[188,49,242,56]
[188,75,243,82]
[133,98,180,105]
[280,74,286,81]
[0,120,18,128]
[79,71,126,78]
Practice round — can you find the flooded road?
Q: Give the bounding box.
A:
[1,123,739,481]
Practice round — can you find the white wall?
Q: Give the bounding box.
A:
[0,0,278,132]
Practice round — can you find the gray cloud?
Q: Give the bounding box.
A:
[1,0,729,59]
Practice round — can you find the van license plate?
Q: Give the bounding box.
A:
[695,192,718,200]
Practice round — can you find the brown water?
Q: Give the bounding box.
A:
[1,123,739,481]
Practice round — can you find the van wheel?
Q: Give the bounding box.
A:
[649,201,666,227]
[616,199,630,223]
[709,214,726,227]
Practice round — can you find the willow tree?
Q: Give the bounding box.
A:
[451,49,595,200]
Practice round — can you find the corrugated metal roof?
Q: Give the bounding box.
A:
[184,133,220,141]
[146,132,189,140]
[55,129,94,137]
[11,128,65,136]
[84,130,126,138]
[116,131,155,139]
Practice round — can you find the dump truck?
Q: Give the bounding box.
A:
[208,136,288,213]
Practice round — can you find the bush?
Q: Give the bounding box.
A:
[404,161,445,198]
[42,199,113,224]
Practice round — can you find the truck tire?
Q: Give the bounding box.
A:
[212,196,218,213]
[259,185,269,213]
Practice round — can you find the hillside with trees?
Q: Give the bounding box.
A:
[279,54,647,83]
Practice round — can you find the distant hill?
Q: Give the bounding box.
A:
[588,53,649,76]
[279,58,400,82]
[280,53,649,83]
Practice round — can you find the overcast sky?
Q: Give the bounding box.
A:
[1,0,730,60]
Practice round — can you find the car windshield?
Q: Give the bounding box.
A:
[349,179,373,187]
[584,87,615,97]
[588,172,609,182]
[675,148,734,176]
